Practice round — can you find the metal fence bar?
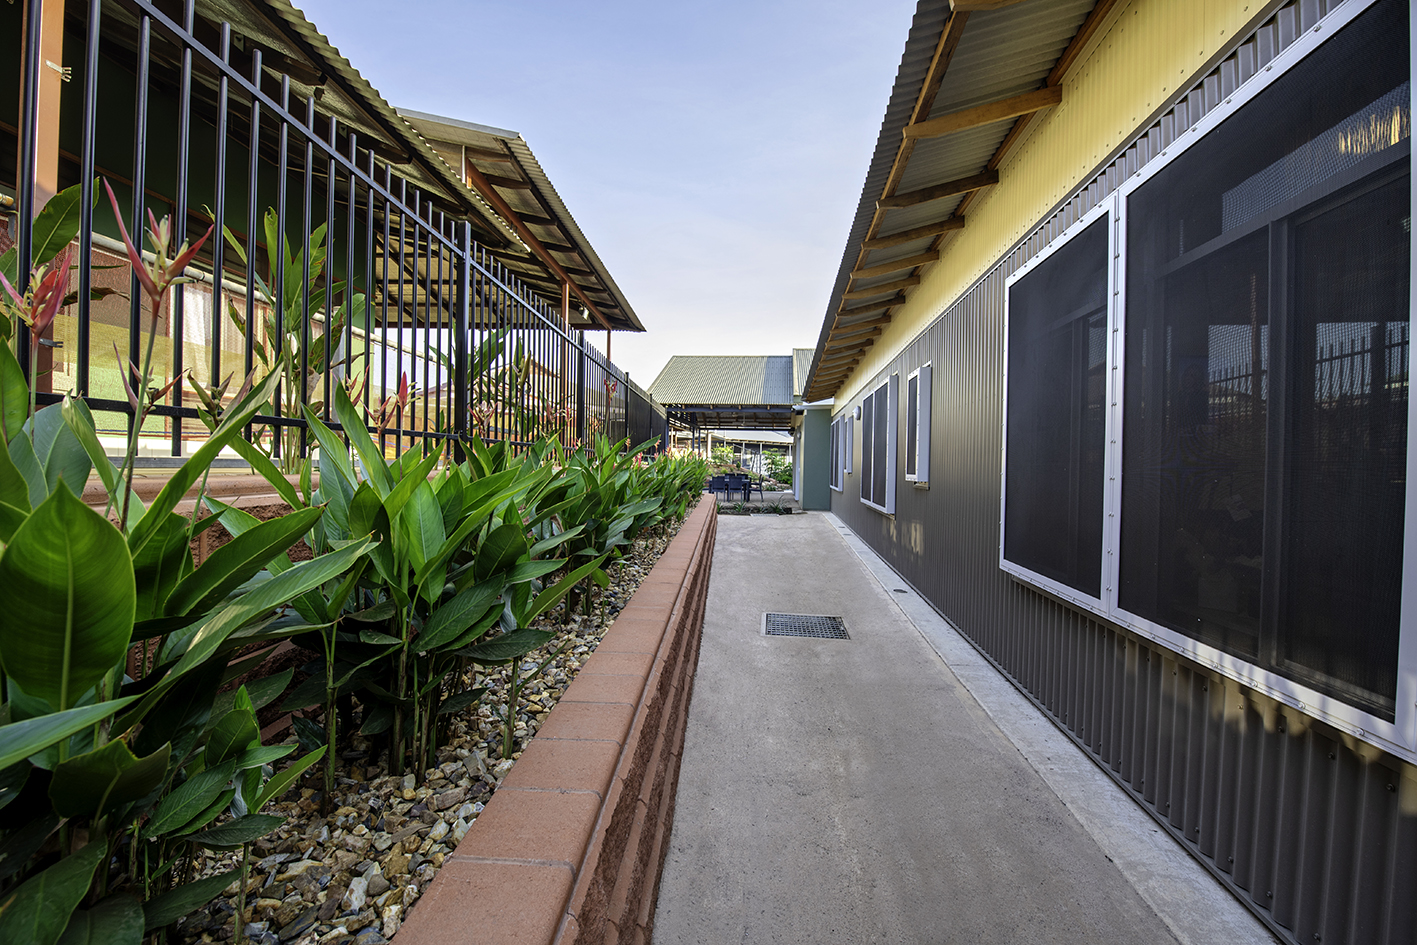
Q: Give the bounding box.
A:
[8,0,665,461]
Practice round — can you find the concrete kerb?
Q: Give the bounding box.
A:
[395,499,716,945]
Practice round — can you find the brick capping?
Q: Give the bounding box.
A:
[395,498,717,945]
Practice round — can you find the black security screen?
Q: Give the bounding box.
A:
[1004,217,1108,598]
[906,373,919,478]
[1120,1,1409,717]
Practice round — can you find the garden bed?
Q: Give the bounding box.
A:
[176,514,693,945]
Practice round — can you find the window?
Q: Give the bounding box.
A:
[845,416,854,474]
[860,375,898,513]
[905,364,932,483]
[1002,214,1109,602]
[829,417,843,491]
[1118,0,1409,720]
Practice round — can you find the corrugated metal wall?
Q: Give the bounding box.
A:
[829,2,1417,943]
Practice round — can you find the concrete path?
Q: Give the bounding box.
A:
[652,512,1277,945]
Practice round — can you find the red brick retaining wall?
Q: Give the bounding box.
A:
[395,498,717,945]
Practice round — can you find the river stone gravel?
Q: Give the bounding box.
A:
[175,514,688,945]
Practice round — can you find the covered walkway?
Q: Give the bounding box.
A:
[653,512,1277,945]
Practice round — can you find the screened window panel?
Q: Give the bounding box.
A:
[860,400,874,502]
[905,374,919,478]
[830,419,841,490]
[1004,217,1108,598]
[871,385,888,508]
[1119,0,1409,717]
[1282,172,1409,705]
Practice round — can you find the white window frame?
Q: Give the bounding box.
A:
[829,416,843,492]
[996,0,1416,764]
[999,197,1115,615]
[904,363,932,484]
[860,374,898,515]
[845,415,854,474]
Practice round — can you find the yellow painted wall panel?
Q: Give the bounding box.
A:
[836,0,1268,407]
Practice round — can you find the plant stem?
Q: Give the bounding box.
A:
[234,843,250,945]
[119,299,163,530]
[323,627,337,816]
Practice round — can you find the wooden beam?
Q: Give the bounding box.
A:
[830,327,883,346]
[462,156,612,330]
[840,292,905,315]
[878,172,998,210]
[814,361,858,379]
[820,350,865,368]
[464,145,514,163]
[842,276,919,300]
[482,173,533,190]
[834,313,893,332]
[904,86,1062,141]
[821,344,872,367]
[863,218,964,251]
[852,251,939,280]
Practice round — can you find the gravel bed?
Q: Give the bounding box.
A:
[176,514,688,945]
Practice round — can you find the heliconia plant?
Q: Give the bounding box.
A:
[0,182,376,945]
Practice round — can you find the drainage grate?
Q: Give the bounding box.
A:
[762,613,850,639]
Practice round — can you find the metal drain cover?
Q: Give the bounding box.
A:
[762,613,850,639]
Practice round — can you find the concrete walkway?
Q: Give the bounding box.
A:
[652,512,1277,945]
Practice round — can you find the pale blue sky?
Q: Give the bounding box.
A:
[294,0,916,385]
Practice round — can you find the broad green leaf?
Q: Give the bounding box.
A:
[228,744,293,770]
[127,369,281,558]
[186,813,284,850]
[171,787,234,836]
[58,398,122,500]
[200,497,291,576]
[253,745,324,809]
[0,437,32,542]
[402,481,445,583]
[0,814,60,882]
[0,344,27,445]
[0,839,106,945]
[226,436,303,510]
[382,451,439,524]
[0,762,27,811]
[0,699,137,771]
[358,703,393,736]
[131,512,191,623]
[358,629,401,646]
[8,434,47,510]
[524,555,608,625]
[27,404,92,497]
[3,182,95,284]
[54,894,144,945]
[302,407,357,492]
[168,538,374,680]
[331,383,391,496]
[145,760,237,838]
[437,687,487,716]
[504,559,565,586]
[48,739,170,819]
[417,577,500,652]
[528,524,583,559]
[141,868,240,931]
[459,628,555,664]
[202,707,258,768]
[0,484,136,710]
[164,507,324,616]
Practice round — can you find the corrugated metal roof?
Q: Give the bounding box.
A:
[807,0,1099,401]
[793,348,814,400]
[648,355,795,407]
[399,110,644,333]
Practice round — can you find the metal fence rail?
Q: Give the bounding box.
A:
[6,0,665,460]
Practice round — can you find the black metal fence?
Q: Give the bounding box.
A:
[5,0,665,462]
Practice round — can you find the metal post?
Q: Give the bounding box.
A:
[453,222,471,462]
[575,330,586,449]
